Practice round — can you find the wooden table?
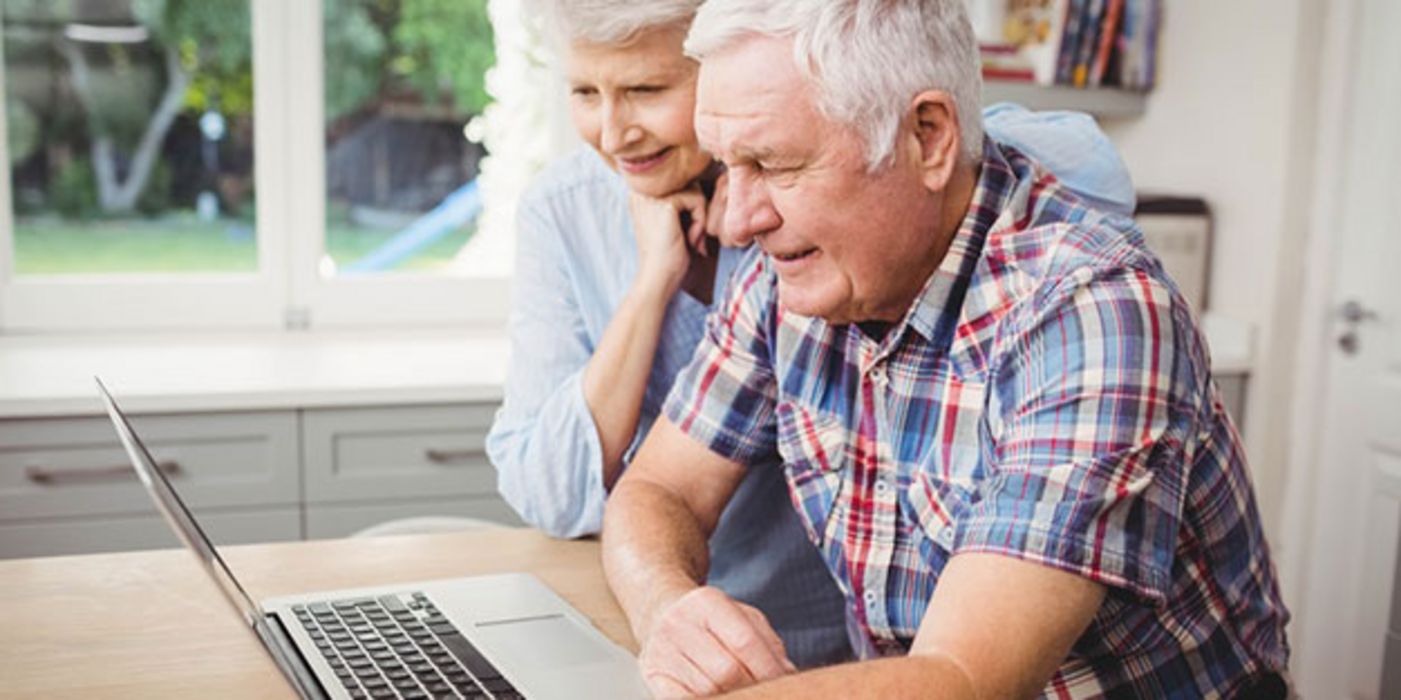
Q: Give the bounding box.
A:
[0,529,636,699]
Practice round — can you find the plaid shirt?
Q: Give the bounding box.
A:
[663,140,1289,697]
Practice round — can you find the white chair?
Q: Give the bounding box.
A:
[350,516,504,539]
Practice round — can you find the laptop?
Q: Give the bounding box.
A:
[98,378,648,700]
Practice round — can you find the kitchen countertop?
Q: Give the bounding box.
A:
[0,328,509,418]
[0,312,1252,419]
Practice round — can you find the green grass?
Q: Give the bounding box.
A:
[14,215,257,274]
[11,212,474,275]
[323,221,475,272]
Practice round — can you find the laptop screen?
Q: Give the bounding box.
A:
[96,377,265,627]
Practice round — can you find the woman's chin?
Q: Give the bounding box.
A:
[622,170,690,197]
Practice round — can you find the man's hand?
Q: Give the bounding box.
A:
[639,586,796,698]
[601,417,754,695]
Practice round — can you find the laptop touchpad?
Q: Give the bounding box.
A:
[474,614,613,668]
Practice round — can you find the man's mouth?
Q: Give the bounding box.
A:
[772,247,817,263]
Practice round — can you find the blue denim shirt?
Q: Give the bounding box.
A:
[485,105,1136,668]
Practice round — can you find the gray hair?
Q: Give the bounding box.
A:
[528,0,704,45]
[685,0,985,168]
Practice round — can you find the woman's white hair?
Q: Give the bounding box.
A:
[528,0,705,45]
[685,0,984,169]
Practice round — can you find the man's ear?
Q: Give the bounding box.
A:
[908,90,962,192]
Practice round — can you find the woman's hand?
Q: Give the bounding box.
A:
[629,186,711,298]
[706,167,735,247]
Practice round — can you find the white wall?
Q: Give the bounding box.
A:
[1099,0,1324,547]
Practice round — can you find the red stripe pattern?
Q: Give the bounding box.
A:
[661,141,1288,697]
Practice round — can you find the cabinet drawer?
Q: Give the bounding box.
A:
[0,507,301,559]
[304,496,523,540]
[0,411,300,522]
[303,404,499,504]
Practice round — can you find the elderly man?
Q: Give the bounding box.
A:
[601,1,1290,698]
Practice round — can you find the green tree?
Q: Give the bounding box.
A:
[393,0,494,114]
[325,0,389,123]
[325,0,495,121]
[35,0,493,214]
[50,0,251,213]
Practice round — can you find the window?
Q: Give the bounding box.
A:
[0,0,277,330]
[4,0,256,276]
[0,0,541,332]
[322,0,491,277]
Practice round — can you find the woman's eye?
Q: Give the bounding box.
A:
[629,85,664,94]
[570,87,598,98]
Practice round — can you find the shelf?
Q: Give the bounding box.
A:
[982,80,1148,119]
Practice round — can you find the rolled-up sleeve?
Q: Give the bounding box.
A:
[662,249,781,466]
[485,200,608,539]
[957,261,1201,605]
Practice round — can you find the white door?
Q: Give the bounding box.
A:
[1291,0,1401,695]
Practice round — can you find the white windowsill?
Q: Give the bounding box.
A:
[0,327,509,418]
[0,312,1252,420]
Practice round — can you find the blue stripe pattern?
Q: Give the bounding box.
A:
[663,139,1289,697]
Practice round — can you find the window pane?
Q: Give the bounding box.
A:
[322,0,492,277]
[2,0,256,276]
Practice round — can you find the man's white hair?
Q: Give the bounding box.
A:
[528,0,704,45]
[685,0,984,169]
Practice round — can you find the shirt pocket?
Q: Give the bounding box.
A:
[902,442,980,557]
[774,401,849,547]
[906,382,987,557]
[908,470,967,558]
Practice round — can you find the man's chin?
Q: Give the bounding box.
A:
[776,283,843,322]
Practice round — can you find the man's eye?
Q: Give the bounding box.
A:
[629,85,664,94]
[570,87,598,98]
[763,165,802,185]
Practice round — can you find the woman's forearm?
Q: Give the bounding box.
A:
[581,272,678,489]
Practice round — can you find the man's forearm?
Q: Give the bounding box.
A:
[602,478,714,643]
[719,654,978,700]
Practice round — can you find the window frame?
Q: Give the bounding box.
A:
[0,0,510,333]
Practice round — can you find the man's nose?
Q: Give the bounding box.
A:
[722,172,782,246]
[600,100,639,154]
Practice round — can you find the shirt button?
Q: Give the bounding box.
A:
[863,589,878,603]
[874,478,889,494]
[869,366,886,384]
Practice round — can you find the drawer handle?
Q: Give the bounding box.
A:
[424,448,484,465]
[25,460,182,485]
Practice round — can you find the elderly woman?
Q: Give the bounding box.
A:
[485,0,1134,670]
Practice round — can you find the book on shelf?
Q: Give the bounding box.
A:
[998,0,1071,85]
[1070,0,1105,87]
[990,0,1160,91]
[980,42,1037,83]
[1090,0,1124,86]
[1055,0,1085,84]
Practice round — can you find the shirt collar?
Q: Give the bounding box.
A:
[894,139,1018,354]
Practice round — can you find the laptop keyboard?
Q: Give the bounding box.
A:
[293,591,523,700]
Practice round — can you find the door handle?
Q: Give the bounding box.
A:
[1337,299,1381,355]
[1338,300,1380,324]
[424,448,484,464]
[26,460,182,485]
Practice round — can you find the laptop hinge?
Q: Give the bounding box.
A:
[256,612,331,700]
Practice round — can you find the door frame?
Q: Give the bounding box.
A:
[1278,0,1393,692]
